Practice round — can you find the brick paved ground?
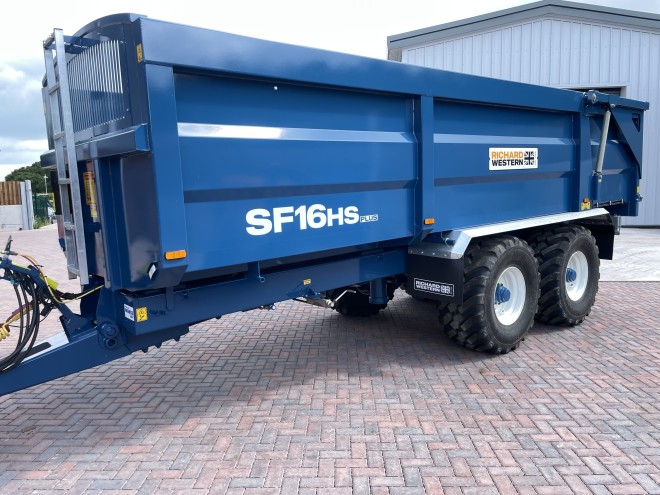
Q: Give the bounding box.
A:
[0,227,659,494]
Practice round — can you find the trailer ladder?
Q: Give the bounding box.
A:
[43,29,89,285]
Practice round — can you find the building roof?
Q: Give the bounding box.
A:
[388,0,660,50]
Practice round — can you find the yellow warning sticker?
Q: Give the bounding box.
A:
[136,307,148,322]
[136,43,143,63]
[83,170,98,220]
[303,279,312,286]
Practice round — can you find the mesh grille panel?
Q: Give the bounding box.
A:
[68,40,125,133]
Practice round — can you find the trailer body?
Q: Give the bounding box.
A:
[0,14,648,396]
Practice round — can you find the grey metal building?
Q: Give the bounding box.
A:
[388,0,659,226]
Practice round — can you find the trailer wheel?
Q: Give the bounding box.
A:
[329,282,394,317]
[439,236,539,353]
[529,225,599,325]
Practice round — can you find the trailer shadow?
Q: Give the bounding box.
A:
[1,292,506,419]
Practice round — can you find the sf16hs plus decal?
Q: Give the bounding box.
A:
[246,204,379,235]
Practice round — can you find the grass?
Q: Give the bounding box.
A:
[33,217,52,229]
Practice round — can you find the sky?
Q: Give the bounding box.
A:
[1,0,659,179]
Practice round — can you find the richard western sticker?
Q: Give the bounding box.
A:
[414,278,454,297]
[489,148,538,170]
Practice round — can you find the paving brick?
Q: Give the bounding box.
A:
[1,227,659,494]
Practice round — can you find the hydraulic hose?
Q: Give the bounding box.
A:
[1,240,102,373]
[0,267,41,373]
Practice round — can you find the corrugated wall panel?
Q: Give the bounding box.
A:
[568,21,577,82]
[644,33,660,225]
[503,27,512,80]
[601,27,611,82]
[549,21,561,85]
[401,16,660,225]
[579,24,590,83]
[611,27,621,82]
[621,30,631,83]
[493,29,503,79]
[452,39,463,72]
[521,23,532,82]
[463,37,473,74]
[425,43,434,68]
[472,35,482,74]
[531,22,542,85]
[512,25,522,81]
[483,32,493,76]
[561,21,569,83]
[589,25,601,83]
[630,31,640,98]
[540,20,552,84]
[443,42,451,71]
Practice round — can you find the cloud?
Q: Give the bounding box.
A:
[0,136,48,167]
[0,58,47,169]
[0,65,26,83]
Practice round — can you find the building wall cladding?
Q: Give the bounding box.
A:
[397,13,660,226]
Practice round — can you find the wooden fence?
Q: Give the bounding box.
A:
[0,182,22,205]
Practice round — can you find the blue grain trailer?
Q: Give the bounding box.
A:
[0,14,648,396]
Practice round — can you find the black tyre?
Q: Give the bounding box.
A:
[329,282,394,317]
[528,225,599,325]
[439,236,540,354]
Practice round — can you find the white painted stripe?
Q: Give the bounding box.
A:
[178,123,413,143]
[435,134,572,145]
[24,332,69,362]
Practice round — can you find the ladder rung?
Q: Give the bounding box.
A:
[53,131,65,140]
[59,178,72,185]
[67,265,81,276]
[63,222,76,231]
[48,83,61,94]
[44,33,55,49]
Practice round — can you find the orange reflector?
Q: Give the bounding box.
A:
[424,218,435,225]
[165,250,187,260]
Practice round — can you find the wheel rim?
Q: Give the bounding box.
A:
[494,266,526,326]
[566,251,589,301]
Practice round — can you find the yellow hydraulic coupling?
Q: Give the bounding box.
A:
[0,306,27,342]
